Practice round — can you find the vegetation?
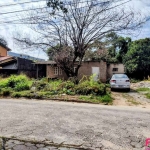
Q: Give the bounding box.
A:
[136,87,150,100]
[136,88,150,92]
[79,94,113,104]
[0,75,112,104]
[146,93,150,99]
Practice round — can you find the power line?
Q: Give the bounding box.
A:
[0,0,131,23]
[0,6,48,15]
[0,0,124,16]
[0,0,46,8]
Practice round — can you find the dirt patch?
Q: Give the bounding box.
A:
[112,81,150,108]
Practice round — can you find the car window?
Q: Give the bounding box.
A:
[114,74,128,78]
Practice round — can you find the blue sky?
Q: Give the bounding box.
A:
[0,0,150,60]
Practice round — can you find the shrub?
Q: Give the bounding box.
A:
[0,75,32,91]
[33,81,47,91]
[1,88,12,96]
[11,91,31,98]
[57,80,75,94]
[14,82,30,91]
[75,80,106,95]
[101,94,113,103]
[49,80,63,91]
[0,79,9,88]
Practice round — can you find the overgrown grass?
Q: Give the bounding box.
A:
[136,88,150,92]
[145,93,150,99]
[79,94,113,104]
[0,74,112,104]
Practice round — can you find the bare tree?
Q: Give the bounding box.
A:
[14,0,146,78]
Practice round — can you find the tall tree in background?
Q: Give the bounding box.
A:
[123,38,150,79]
[104,32,131,63]
[84,32,131,63]
[14,0,146,78]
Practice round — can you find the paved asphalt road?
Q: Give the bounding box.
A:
[0,99,150,150]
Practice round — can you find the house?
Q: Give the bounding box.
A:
[35,60,126,82]
[35,60,107,82]
[0,45,11,57]
[0,46,38,77]
[107,63,125,79]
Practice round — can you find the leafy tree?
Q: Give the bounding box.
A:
[104,32,131,63]
[46,0,67,13]
[123,38,150,79]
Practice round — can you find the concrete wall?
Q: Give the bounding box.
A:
[0,46,7,56]
[107,63,125,78]
[46,61,107,82]
[78,61,107,82]
[46,65,67,80]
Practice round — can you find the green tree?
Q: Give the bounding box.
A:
[105,32,131,63]
[46,0,67,13]
[123,38,150,79]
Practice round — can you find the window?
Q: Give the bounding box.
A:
[54,67,62,75]
[112,68,118,72]
[54,67,58,75]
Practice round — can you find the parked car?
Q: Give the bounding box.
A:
[110,74,130,91]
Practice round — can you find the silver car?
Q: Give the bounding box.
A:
[110,74,130,91]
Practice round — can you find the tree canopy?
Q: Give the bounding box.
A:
[123,38,150,79]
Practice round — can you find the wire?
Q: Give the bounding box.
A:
[0,6,48,15]
[0,0,125,16]
[0,0,131,24]
[0,0,46,8]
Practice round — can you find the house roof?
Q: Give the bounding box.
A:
[0,56,16,65]
[34,61,56,65]
[0,45,11,51]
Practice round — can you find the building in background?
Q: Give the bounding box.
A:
[8,51,45,62]
[0,47,45,77]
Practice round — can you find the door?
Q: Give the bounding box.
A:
[92,67,100,81]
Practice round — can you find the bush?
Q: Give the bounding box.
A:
[75,80,106,95]
[0,79,9,88]
[57,80,75,94]
[0,74,32,91]
[0,88,12,96]
[101,94,113,103]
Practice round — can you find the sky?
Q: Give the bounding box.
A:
[0,0,150,60]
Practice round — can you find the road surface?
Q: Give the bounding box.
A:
[0,99,150,150]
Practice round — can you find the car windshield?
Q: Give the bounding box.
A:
[114,74,128,78]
